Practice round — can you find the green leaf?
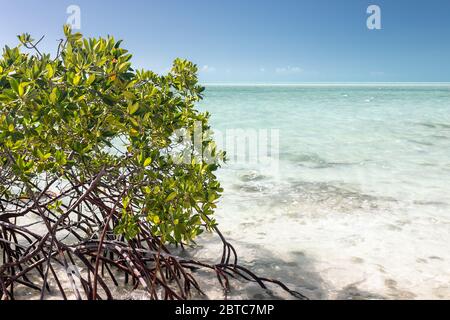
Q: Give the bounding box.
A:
[46,64,54,79]
[0,94,11,102]
[118,62,131,73]
[127,103,139,115]
[9,78,19,94]
[18,82,27,97]
[63,24,72,37]
[122,196,130,208]
[54,150,67,165]
[144,186,152,194]
[143,157,152,167]
[85,74,96,86]
[49,87,58,104]
[37,149,51,161]
[73,74,81,86]
[165,192,177,202]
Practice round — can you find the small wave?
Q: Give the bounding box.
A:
[238,170,267,182]
[407,139,434,146]
[416,122,450,130]
[413,200,448,207]
[282,153,357,169]
[231,183,268,193]
[431,135,450,140]
[280,180,397,214]
[228,177,397,213]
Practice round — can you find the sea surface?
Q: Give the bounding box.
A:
[192,83,450,300]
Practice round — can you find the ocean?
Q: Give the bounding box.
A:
[194,84,450,299]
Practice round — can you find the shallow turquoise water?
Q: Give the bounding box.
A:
[197,84,450,299]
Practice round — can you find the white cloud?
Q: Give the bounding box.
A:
[275,66,303,74]
[201,65,216,73]
[370,71,385,76]
[260,67,266,72]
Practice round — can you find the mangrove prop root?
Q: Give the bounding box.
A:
[0,175,308,301]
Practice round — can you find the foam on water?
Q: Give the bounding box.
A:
[196,84,450,299]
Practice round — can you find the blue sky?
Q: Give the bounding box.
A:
[1,0,449,82]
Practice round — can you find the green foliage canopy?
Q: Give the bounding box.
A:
[0,26,224,244]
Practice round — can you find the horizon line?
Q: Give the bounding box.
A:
[202,81,450,87]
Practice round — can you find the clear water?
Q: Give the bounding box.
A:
[196,84,450,299]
